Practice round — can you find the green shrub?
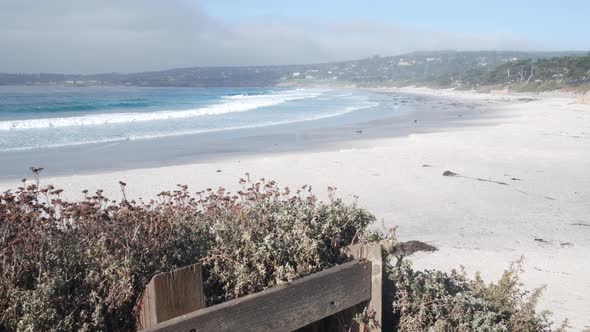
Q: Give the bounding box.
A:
[0,170,559,331]
[388,258,553,331]
[0,173,374,331]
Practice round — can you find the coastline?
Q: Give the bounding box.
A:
[1,87,589,328]
[0,88,496,180]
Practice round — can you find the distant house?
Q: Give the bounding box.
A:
[398,59,414,66]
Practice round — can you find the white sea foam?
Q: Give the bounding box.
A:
[0,89,323,131]
[0,101,378,152]
[127,101,378,141]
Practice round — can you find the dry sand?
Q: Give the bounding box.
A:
[2,87,589,329]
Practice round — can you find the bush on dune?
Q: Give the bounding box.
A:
[0,173,374,331]
[0,171,557,331]
[388,257,555,331]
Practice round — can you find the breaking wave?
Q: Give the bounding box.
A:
[0,89,323,131]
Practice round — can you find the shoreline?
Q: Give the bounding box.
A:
[0,88,500,180]
[1,87,589,328]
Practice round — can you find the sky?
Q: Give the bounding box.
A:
[0,0,588,74]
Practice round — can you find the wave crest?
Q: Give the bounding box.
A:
[0,89,322,131]
[0,101,378,152]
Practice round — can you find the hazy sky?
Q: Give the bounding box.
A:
[0,0,588,73]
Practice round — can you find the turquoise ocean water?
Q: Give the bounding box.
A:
[0,86,380,152]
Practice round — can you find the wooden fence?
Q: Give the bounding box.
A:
[138,244,383,332]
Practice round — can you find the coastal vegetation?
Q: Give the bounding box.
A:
[458,54,590,92]
[0,170,558,331]
[390,259,555,331]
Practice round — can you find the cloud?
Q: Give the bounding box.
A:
[0,0,543,73]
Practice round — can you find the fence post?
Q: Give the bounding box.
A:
[137,263,206,330]
[343,243,383,332]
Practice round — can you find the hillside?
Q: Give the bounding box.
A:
[1,51,588,91]
[282,51,590,91]
[482,55,590,92]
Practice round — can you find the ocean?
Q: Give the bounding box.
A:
[0,85,440,179]
[0,86,379,152]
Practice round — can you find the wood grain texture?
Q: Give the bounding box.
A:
[144,260,371,332]
[138,263,206,330]
[343,244,384,332]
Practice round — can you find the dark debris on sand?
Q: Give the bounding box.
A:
[389,240,438,257]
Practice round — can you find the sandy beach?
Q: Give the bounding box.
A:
[1,87,588,329]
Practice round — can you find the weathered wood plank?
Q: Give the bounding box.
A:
[138,263,206,330]
[343,244,383,331]
[144,260,371,332]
